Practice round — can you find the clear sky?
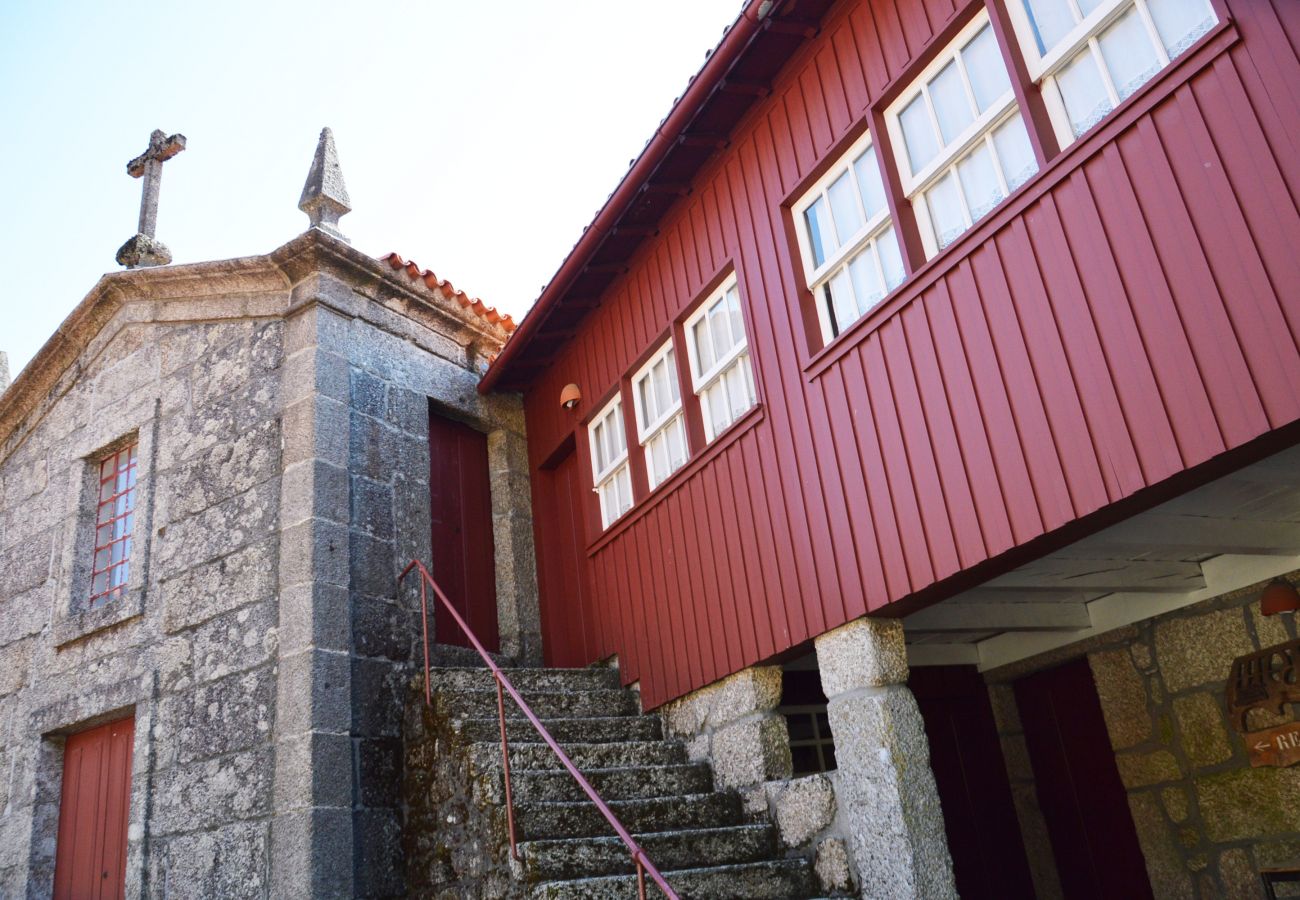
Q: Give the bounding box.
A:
[0,0,743,378]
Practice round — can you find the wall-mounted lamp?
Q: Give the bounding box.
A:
[1260,578,1300,616]
[560,383,582,410]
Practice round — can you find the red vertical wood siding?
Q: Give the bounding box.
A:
[53,716,135,900]
[522,0,1300,708]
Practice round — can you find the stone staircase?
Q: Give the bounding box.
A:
[414,664,821,899]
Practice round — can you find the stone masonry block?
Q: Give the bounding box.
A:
[386,385,429,438]
[815,616,908,697]
[827,684,956,899]
[162,821,270,900]
[350,476,394,541]
[167,666,276,764]
[276,648,351,736]
[275,581,350,656]
[815,837,856,896]
[281,458,349,528]
[282,396,349,468]
[661,666,783,737]
[771,773,837,849]
[350,531,396,600]
[349,368,387,419]
[152,747,273,836]
[1089,648,1151,750]
[270,804,354,900]
[272,731,353,813]
[1173,692,1233,769]
[710,714,792,790]
[278,519,349,589]
[349,413,397,484]
[1154,608,1254,693]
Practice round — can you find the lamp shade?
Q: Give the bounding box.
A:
[560,383,582,409]
[1260,579,1300,616]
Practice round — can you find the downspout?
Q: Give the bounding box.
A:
[479,0,782,394]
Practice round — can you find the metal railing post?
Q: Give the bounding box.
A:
[497,671,521,861]
[400,560,679,899]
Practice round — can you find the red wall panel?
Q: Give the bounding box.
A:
[522,0,1300,708]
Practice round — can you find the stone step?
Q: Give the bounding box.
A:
[437,689,638,720]
[469,740,686,772]
[516,792,741,842]
[521,824,776,881]
[509,763,712,804]
[455,715,663,745]
[430,666,621,694]
[530,858,818,899]
[429,643,516,669]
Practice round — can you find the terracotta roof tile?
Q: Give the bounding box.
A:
[381,252,516,334]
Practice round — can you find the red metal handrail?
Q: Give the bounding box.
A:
[399,559,680,900]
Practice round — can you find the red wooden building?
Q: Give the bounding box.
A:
[482,0,1300,894]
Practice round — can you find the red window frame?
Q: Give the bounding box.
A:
[89,443,139,608]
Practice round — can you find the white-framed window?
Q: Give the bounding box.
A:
[632,341,689,490]
[588,395,633,528]
[684,276,757,443]
[793,131,908,342]
[885,11,1039,258]
[1005,0,1217,147]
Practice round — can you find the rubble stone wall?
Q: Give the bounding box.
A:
[989,571,1300,899]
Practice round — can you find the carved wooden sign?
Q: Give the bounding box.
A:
[1227,637,1299,768]
[1246,721,1300,768]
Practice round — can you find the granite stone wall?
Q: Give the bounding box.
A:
[989,571,1300,899]
[0,232,536,898]
[0,316,285,898]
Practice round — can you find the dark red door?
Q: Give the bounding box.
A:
[1014,658,1153,900]
[429,409,499,652]
[910,666,1036,900]
[53,716,134,900]
[536,440,597,667]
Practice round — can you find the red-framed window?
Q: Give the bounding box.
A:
[89,443,139,608]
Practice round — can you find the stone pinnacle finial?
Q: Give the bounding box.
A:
[116,129,187,269]
[299,127,352,243]
[0,352,9,394]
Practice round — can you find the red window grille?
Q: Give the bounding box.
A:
[89,443,138,608]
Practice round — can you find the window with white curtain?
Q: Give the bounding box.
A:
[632,340,689,490]
[1006,0,1217,146]
[885,11,1039,258]
[794,131,908,342]
[588,395,633,528]
[685,276,757,443]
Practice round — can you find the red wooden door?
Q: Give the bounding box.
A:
[53,716,134,900]
[910,666,1036,900]
[428,410,499,652]
[536,441,596,667]
[1015,658,1153,900]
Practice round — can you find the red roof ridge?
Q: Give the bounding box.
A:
[380,252,516,334]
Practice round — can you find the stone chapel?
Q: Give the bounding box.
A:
[0,129,539,897]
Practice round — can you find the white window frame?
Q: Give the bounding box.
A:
[631,340,689,491]
[793,131,906,343]
[884,10,1033,258]
[1003,0,1218,148]
[683,275,758,443]
[588,394,633,529]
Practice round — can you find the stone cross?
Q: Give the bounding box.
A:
[115,129,186,269]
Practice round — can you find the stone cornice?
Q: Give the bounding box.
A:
[0,229,509,455]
